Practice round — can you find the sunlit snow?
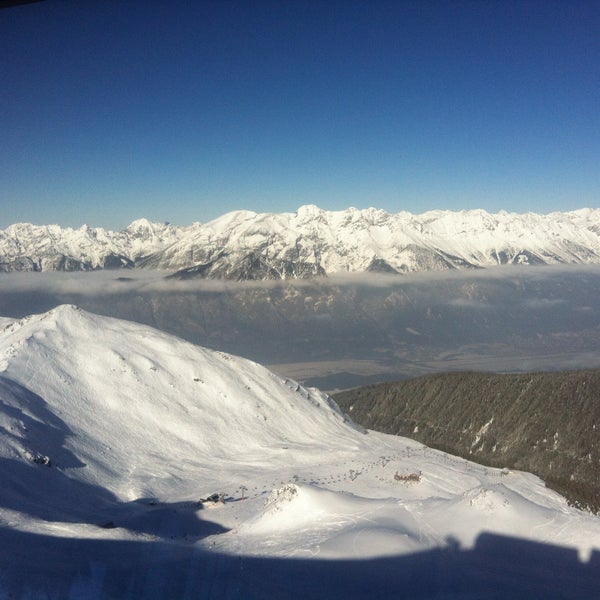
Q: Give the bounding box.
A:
[0,306,599,597]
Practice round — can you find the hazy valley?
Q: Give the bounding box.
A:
[1,265,599,390]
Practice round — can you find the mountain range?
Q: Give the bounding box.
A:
[2,206,600,278]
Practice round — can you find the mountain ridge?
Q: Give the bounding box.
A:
[0,304,363,510]
[2,205,600,277]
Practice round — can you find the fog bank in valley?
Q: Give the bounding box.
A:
[1,266,599,390]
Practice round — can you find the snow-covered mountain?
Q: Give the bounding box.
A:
[2,206,600,277]
[0,218,183,272]
[1,306,600,597]
[0,305,359,492]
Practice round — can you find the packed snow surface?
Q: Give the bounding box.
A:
[1,306,599,597]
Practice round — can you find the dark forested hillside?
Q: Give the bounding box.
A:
[334,370,600,512]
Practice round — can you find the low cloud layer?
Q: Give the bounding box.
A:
[2,264,600,298]
[1,264,599,389]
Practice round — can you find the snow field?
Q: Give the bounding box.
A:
[0,305,599,576]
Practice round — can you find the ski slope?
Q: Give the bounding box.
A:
[0,306,599,598]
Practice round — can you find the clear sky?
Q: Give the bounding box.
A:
[1,0,599,229]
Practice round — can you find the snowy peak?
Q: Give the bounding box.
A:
[0,219,184,272]
[0,305,361,499]
[124,217,179,240]
[2,207,600,277]
[155,206,600,278]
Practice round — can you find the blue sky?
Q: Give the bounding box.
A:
[1,0,599,229]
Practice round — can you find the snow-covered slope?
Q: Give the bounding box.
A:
[1,306,600,597]
[2,206,600,276]
[0,305,360,502]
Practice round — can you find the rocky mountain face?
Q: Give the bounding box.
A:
[2,206,600,278]
[333,369,600,512]
[0,219,181,273]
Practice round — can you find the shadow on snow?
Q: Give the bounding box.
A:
[1,528,600,599]
[0,376,228,540]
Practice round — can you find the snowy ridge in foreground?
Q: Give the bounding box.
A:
[1,306,600,596]
[0,305,360,500]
